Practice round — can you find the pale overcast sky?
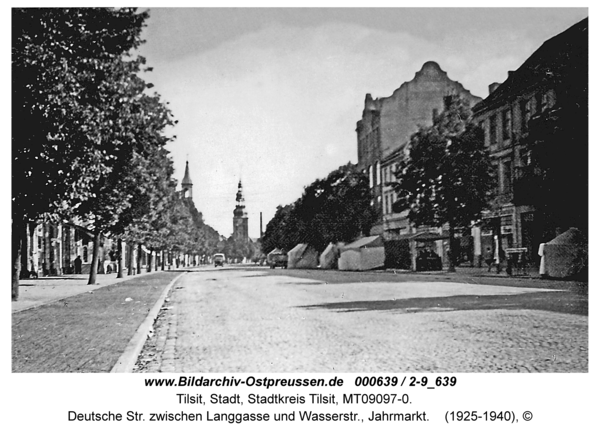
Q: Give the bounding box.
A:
[136,7,588,238]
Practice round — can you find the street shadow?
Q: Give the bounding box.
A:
[298,291,588,316]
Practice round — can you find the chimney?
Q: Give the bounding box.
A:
[488,82,501,95]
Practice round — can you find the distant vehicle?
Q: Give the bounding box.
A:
[213,253,225,267]
[267,249,288,269]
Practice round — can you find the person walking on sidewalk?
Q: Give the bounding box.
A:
[74,256,82,274]
[484,246,494,272]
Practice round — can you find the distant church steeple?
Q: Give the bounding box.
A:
[182,161,193,200]
[233,180,249,242]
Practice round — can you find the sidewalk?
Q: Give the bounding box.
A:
[13,271,154,313]
[12,270,184,373]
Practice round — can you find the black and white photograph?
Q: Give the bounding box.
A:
[8,4,593,429]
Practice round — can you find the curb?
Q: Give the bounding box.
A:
[111,271,187,373]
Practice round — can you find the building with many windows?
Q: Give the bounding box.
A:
[356,61,482,243]
[472,17,587,266]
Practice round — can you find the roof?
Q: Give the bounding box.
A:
[182,161,192,186]
[343,235,384,250]
[547,227,586,246]
[473,18,587,114]
[410,231,450,242]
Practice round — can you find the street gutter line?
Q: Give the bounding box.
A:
[111,271,186,373]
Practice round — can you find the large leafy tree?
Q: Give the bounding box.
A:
[261,204,300,254]
[262,163,376,253]
[392,97,496,271]
[75,83,176,284]
[12,8,151,299]
[516,93,587,241]
[114,144,176,278]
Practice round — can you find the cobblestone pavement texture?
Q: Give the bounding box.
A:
[135,268,588,373]
[12,271,180,372]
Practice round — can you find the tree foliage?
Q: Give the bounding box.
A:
[517,90,587,240]
[262,163,376,253]
[12,8,150,222]
[392,97,496,269]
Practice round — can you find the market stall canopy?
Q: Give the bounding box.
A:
[542,228,587,279]
[339,236,385,271]
[287,243,319,269]
[319,243,342,269]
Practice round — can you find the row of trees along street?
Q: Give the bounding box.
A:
[12,8,219,301]
[261,163,378,254]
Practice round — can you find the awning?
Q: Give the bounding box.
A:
[409,231,450,242]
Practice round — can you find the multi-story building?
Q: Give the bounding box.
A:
[356,61,481,267]
[233,180,249,243]
[472,18,588,265]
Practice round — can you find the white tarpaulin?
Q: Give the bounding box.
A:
[287,243,319,269]
[319,243,342,269]
[542,228,587,278]
[338,236,385,271]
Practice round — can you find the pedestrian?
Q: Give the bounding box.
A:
[484,246,494,272]
[74,255,82,274]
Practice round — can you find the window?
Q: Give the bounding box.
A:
[502,160,513,193]
[384,195,389,214]
[543,90,556,111]
[502,109,511,140]
[520,99,530,132]
[368,165,373,188]
[376,161,381,185]
[490,114,498,144]
[535,93,543,114]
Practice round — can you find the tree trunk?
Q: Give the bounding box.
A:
[155,250,159,272]
[136,244,142,275]
[88,229,101,285]
[147,249,153,273]
[116,237,124,278]
[12,217,25,301]
[161,250,165,271]
[127,243,134,276]
[447,224,456,272]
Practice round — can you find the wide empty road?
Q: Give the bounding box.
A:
[139,268,587,373]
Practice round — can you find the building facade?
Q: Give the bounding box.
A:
[233,180,249,243]
[472,18,588,265]
[357,61,482,243]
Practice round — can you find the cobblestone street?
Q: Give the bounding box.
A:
[135,268,588,373]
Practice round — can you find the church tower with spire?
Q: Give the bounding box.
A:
[233,180,249,242]
[181,161,193,200]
